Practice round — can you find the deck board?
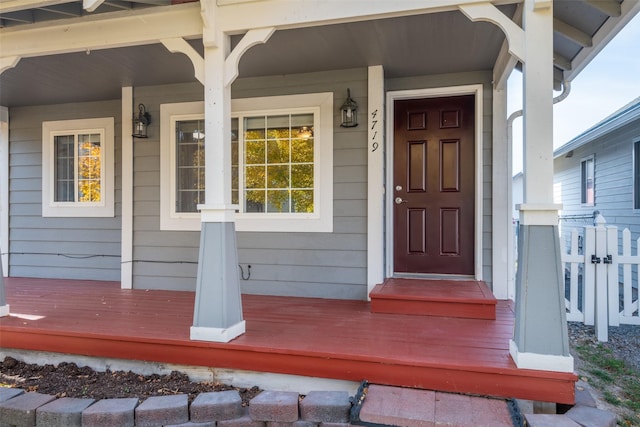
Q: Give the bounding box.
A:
[0,278,576,404]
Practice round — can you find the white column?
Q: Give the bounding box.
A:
[121,87,134,289]
[510,0,572,372]
[190,32,245,343]
[1,106,8,277]
[367,65,385,297]
[492,87,510,300]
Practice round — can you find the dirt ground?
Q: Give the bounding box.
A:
[0,356,260,405]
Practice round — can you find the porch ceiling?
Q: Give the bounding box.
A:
[0,0,636,108]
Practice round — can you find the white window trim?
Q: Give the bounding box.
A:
[160,92,333,232]
[160,101,205,231]
[42,117,115,218]
[580,154,595,207]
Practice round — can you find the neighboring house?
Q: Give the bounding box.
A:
[554,97,640,243]
[1,0,639,378]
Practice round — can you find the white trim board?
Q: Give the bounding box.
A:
[384,85,484,281]
[0,107,8,276]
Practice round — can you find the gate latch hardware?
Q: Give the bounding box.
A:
[591,255,601,264]
[603,255,613,264]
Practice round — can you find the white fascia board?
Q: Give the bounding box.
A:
[0,2,202,59]
[216,0,521,33]
[0,0,73,13]
[564,0,640,82]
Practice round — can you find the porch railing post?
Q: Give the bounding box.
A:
[0,255,8,316]
[606,225,619,327]
[593,215,608,342]
[583,226,596,326]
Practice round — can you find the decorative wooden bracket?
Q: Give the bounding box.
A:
[459,2,525,63]
[224,27,275,87]
[83,0,106,12]
[0,56,21,75]
[161,38,205,85]
[201,0,217,48]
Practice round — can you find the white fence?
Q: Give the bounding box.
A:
[561,215,640,341]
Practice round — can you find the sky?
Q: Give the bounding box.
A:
[509,12,640,175]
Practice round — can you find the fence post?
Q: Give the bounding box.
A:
[583,225,596,326]
[594,214,608,342]
[606,225,619,327]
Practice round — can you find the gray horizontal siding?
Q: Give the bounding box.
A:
[555,118,640,253]
[8,101,122,281]
[131,71,370,299]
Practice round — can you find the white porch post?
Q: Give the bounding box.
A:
[0,259,8,317]
[510,0,573,372]
[190,31,245,343]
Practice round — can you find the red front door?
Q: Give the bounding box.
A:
[393,95,475,275]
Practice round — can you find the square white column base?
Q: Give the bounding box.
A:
[191,320,246,343]
[0,304,9,317]
[510,340,574,372]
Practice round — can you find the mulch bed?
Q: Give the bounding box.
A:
[0,357,261,405]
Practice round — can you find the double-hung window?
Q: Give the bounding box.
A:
[42,118,115,217]
[581,155,595,206]
[160,92,333,232]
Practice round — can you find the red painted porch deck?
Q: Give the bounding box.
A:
[0,278,576,404]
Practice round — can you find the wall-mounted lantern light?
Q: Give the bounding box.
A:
[132,104,151,138]
[340,88,358,128]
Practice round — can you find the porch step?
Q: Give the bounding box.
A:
[351,383,516,427]
[370,278,497,320]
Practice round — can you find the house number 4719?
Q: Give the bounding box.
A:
[371,109,379,152]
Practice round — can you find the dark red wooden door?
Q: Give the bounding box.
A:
[393,95,475,275]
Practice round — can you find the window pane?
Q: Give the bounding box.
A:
[291,164,313,189]
[267,140,290,164]
[232,118,239,205]
[267,190,290,212]
[245,116,266,139]
[77,134,101,202]
[267,115,290,139]
[176,120,205,212]
[245,166,265,189]
[246,140,265,164]
[292,190,314,213]
[291,138,314,163]
[267,165,289,188]
[245,190,265,212]
[54,135,75,202]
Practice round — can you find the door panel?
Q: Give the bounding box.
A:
[393,95,475,275]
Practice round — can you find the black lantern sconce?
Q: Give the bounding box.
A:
[340,88,358,128]
[132,104,151,138]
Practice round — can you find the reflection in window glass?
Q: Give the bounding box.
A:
[242,113,314,213]
[176,119,205,212]
[54,133,102,203]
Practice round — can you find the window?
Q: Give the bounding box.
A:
[42,118,115,217]
[160,93,333,232]
[581,155,595,206]
[634,139,640,209]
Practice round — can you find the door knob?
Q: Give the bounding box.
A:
[395,197,407,204]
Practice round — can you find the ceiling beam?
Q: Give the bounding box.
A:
[0,2,202,58]
[553,52,572,71]
[0,0,75,13]
[564,0,640,82]
[553,18,592,48]
[37,3,82,17]
[0,10,34,24]
[585,0,622,17]
[215,0,522,34]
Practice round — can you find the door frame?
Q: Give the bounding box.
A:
[384,84,484,280]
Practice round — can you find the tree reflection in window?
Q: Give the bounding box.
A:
[242,113,314,213]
